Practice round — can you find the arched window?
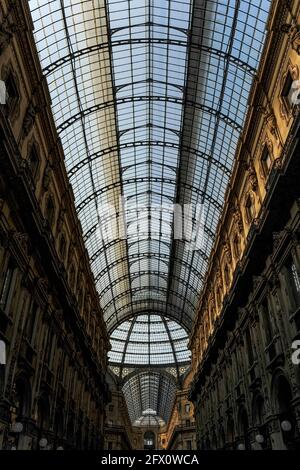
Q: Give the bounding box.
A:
[144,431,155,450]
[45,195,55,227]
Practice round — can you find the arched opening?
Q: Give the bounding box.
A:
[211,430,217,450]
[14,376,31,419]
[227,417,235,449]
[37,394,50,448]
[273,374,297,449]
[219,425,225,450]
[238,407,250,450]
[144,431,155,450]
[54,408,64,449]
[252,394,269,449]
[205,435,211,450]
[76,424,83,450]
[66,413,75,447]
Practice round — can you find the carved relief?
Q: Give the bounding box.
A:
[57,193,68,232]
[244,190,256,225]
[42,161,52,191]
[232,201,244,234]
[222,236,232,265]
[26,137,41,184]
[21,102,38,141]
[281,21,300,55]
[0,18,14,53]
[259,135,274,180]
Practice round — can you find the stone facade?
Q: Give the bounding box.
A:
[189,0,300,450]
[0,0,110,450]
[159,371,196,450]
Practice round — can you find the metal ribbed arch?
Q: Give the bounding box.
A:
[29,0,272,426]
[109,314,190,367]
[122,371,177,425]
[42,37,257,77]
[56,97,243,132]
[69,142,232,177]
[76,178,224,213]
[106,307,193,335]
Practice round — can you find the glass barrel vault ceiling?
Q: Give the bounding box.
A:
[29,0,272,425]
[109,314,191,367]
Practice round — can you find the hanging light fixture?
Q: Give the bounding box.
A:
[281,420,292,432]
[11,422,23,434]
[237,443,246,450]
[255,434,264,444]
[39,438,48,449]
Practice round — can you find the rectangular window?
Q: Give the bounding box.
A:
[5,72,18,116]
[44,330,53,365]
[261,299,273,346]
[26,301,38,344]
[245,328,254,366]
[0,262,16,313]
[186,419,191,427]
[285,256,300,310]
[185,403,190,414]
[261,146,272,177]
[282,71,294,111]
[186,440,192,450]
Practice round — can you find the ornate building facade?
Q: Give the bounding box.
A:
[159,371,196,450]
[0,0,110,450]
[3,0,300,453]
[189,0,300,451]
